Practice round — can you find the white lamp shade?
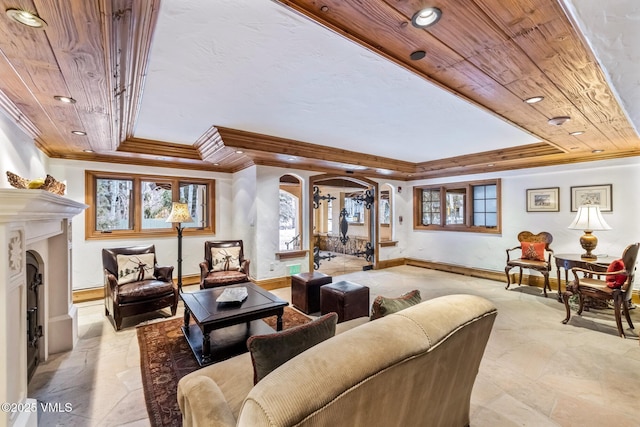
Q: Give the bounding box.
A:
[166,202,193,224]
[568,204,611,231]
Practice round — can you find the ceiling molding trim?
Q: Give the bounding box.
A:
[0,89,40,140]
[216,126,416,173]
[102,0,160,148]
[118,137,202,160]
[416,143,564,172]
[49,151,227,172]
[194,126,225,162]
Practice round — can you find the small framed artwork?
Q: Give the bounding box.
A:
[526,187,560,212]
[571,184,612,212]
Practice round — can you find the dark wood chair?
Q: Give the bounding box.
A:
[562,243,639,338]
[505,231,554,297]
[200,240,252,289]
[102,244,178,330]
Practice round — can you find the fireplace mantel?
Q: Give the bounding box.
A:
[0,188,87,427]
[0,189,87,222]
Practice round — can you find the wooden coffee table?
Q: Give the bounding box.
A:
[181,281,288,366]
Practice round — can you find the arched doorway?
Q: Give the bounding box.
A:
[309,174,377,276]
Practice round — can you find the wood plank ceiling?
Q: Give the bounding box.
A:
[0,0,638,180]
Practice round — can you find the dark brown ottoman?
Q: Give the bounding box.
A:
[320,280,370,323]
[291,272,333,314]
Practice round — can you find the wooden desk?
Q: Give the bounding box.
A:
[554,253,616,302]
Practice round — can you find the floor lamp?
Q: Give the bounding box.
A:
[166,202,193,293]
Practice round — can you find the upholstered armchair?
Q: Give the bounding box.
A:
[200,240,252,289]
[562,243,639,337]
[505,231,554,297]
[102,244,178,330]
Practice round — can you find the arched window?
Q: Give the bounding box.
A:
[279,175,301,251]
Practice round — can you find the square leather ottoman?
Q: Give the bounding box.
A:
[291,272,332,314]
[320,280,370,323]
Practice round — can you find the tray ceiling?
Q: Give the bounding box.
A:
[0,0,638,180]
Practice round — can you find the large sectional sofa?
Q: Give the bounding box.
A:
[177,294,497,427]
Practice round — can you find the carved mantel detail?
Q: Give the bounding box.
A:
[8,231,22,274]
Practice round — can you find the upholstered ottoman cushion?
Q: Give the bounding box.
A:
[320,280,370,323]
[291,272,333,314]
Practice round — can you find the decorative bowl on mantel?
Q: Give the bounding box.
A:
[6,171,66,195]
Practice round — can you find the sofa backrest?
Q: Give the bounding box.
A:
[238,294,497,427]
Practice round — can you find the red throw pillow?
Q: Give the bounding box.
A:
[521,242,545,261]
[605,259,626,289]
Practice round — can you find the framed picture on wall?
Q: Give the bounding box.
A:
[526,187,560,212]
[570,184,612,212]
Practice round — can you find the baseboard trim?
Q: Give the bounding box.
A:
[254,276,291,290]
[405,258,507,283]
[377,258,406,269]
[70,264,640,305]
[72,287,104,303]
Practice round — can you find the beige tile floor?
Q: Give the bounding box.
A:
[29,266,640,426]
[315,251,370,276]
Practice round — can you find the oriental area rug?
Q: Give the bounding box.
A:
[137,307,311,427]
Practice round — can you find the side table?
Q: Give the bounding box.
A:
[554,253,616,302]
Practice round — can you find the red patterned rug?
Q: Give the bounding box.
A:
[137,307,311,427]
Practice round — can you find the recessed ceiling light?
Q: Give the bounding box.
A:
[235,150,244,154]
[524,96,544,104]
[410,50,426,60]
[72,130,86,135]
[213,163,220,166]
[548,116,570,126]
[411,7,442,28]
[592,149,604,154]
[54,95,76,104]
[288,157,296,161]
[487,163,495,167]
[320,5,329,12]
[6,9,46,28]
[83,149,93,153]
[569,131,585,136]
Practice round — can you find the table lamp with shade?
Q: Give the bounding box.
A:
[166,202,193,292]
[568,204,611,259]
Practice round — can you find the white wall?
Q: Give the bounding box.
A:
[405,157,640,275]
[48,159,234,290]
[0,113,49,188]
[254,166,315,278]
[4,117,639,289]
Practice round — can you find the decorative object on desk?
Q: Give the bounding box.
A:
[216,286,248,303]
[6,171,66,195]
[568,203,611,259]
[137,307,311,427]
[570,184,612,212]
[166,202,193,292]
[526,187,559,212]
